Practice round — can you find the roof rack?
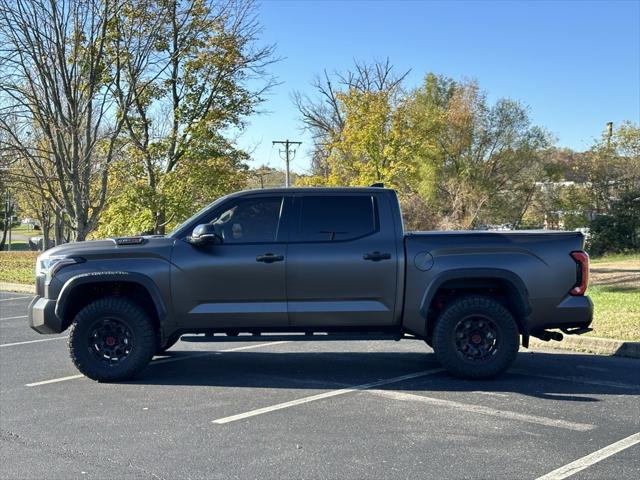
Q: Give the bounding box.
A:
[370,182,384,188]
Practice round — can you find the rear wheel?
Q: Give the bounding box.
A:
[68,297,156,382]
[432,295,519,379]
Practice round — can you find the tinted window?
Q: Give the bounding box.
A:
[208,197,283,243]
[298,195,377,242]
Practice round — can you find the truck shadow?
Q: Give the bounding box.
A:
[128,349,640,401]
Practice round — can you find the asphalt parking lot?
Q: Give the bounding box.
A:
[1,290,639,480]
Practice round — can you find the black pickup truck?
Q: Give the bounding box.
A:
[28,186,593,381]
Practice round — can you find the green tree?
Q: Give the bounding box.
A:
[0,0,156,240]
[579,122,640,214]
[297,68,550,230]
[588,189,640,256]
[110,0,276,234]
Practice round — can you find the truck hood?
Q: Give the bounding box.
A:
[39,236,175,260]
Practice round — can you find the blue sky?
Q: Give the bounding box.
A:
[238,0,640,173]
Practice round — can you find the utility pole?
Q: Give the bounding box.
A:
[606,122,613,148]
[4,189,10,252]
[272,139,301,187]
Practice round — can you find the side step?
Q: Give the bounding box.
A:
[181,332,419,343]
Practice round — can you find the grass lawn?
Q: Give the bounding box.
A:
[591,253,640,264]
[0,251,38,285]
[587,285,640,341]
[587,254,640,341]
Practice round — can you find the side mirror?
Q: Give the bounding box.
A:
[189,224,223,246]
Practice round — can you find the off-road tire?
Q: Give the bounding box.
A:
[68,297,156,382]
[432,295,519,379]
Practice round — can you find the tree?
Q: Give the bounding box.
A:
[0,0,155,240]
[588,189,640,256]
[293,59,409,178]
[113,0,276,234]
[405,76,549,228]
[579,121,640,215]
[296,68,550,230]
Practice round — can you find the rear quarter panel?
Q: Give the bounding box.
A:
[402,231,585,336]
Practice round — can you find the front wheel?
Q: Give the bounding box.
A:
[432,295,519,379]
[68,297,157,382]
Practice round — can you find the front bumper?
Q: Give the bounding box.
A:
[28,296,63,334]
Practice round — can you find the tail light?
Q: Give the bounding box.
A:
[570,251,589,296]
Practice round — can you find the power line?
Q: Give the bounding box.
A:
[272,139,301,187]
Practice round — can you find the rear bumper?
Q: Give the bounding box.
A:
[28,296,63,334]
[532,295,594,332]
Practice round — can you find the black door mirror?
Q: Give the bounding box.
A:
[189,224,223,246]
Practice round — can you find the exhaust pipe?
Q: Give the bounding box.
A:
[532,330,564,342]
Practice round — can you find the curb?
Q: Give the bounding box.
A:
[0,282,35,294]
[528,336,640,359]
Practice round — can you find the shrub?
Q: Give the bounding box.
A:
[588,190,640,256]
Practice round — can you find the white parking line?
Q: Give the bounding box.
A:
[1,337,68,348]
[212,368,445,424]
[26,374,84,387]
[536,432,640,480]
[152,340,291,365]
[0,296,32,302]
[25,340,290,387]
[512,369,640,390]
[0,315,27,321]
[370,390,595,432]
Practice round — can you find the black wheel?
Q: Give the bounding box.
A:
[156,335,180,355]
[68,297,157,382]
[432,295,519,379]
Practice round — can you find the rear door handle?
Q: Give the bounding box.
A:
[363,251,391,262]
[256,253,284,263]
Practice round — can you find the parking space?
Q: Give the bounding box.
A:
[1,292,639,479]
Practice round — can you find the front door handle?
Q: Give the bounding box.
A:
[363,251,391,262]
[256,253,284,263]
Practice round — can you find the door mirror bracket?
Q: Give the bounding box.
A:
[188,224,223,246]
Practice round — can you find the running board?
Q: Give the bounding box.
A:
[180,332,418,343]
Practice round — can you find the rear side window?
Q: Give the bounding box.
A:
[297,195,377,242]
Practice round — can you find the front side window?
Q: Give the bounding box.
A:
[207,196,283,244]
[297,195,377,242]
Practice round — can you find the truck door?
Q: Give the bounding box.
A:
[171,194,289,329]
[286,193,398,327]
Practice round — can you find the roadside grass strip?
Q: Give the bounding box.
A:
[211,368,445,424]
[536,432,640,480]
[370,390,595,431]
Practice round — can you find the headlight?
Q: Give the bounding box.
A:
[36,256,84,283]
